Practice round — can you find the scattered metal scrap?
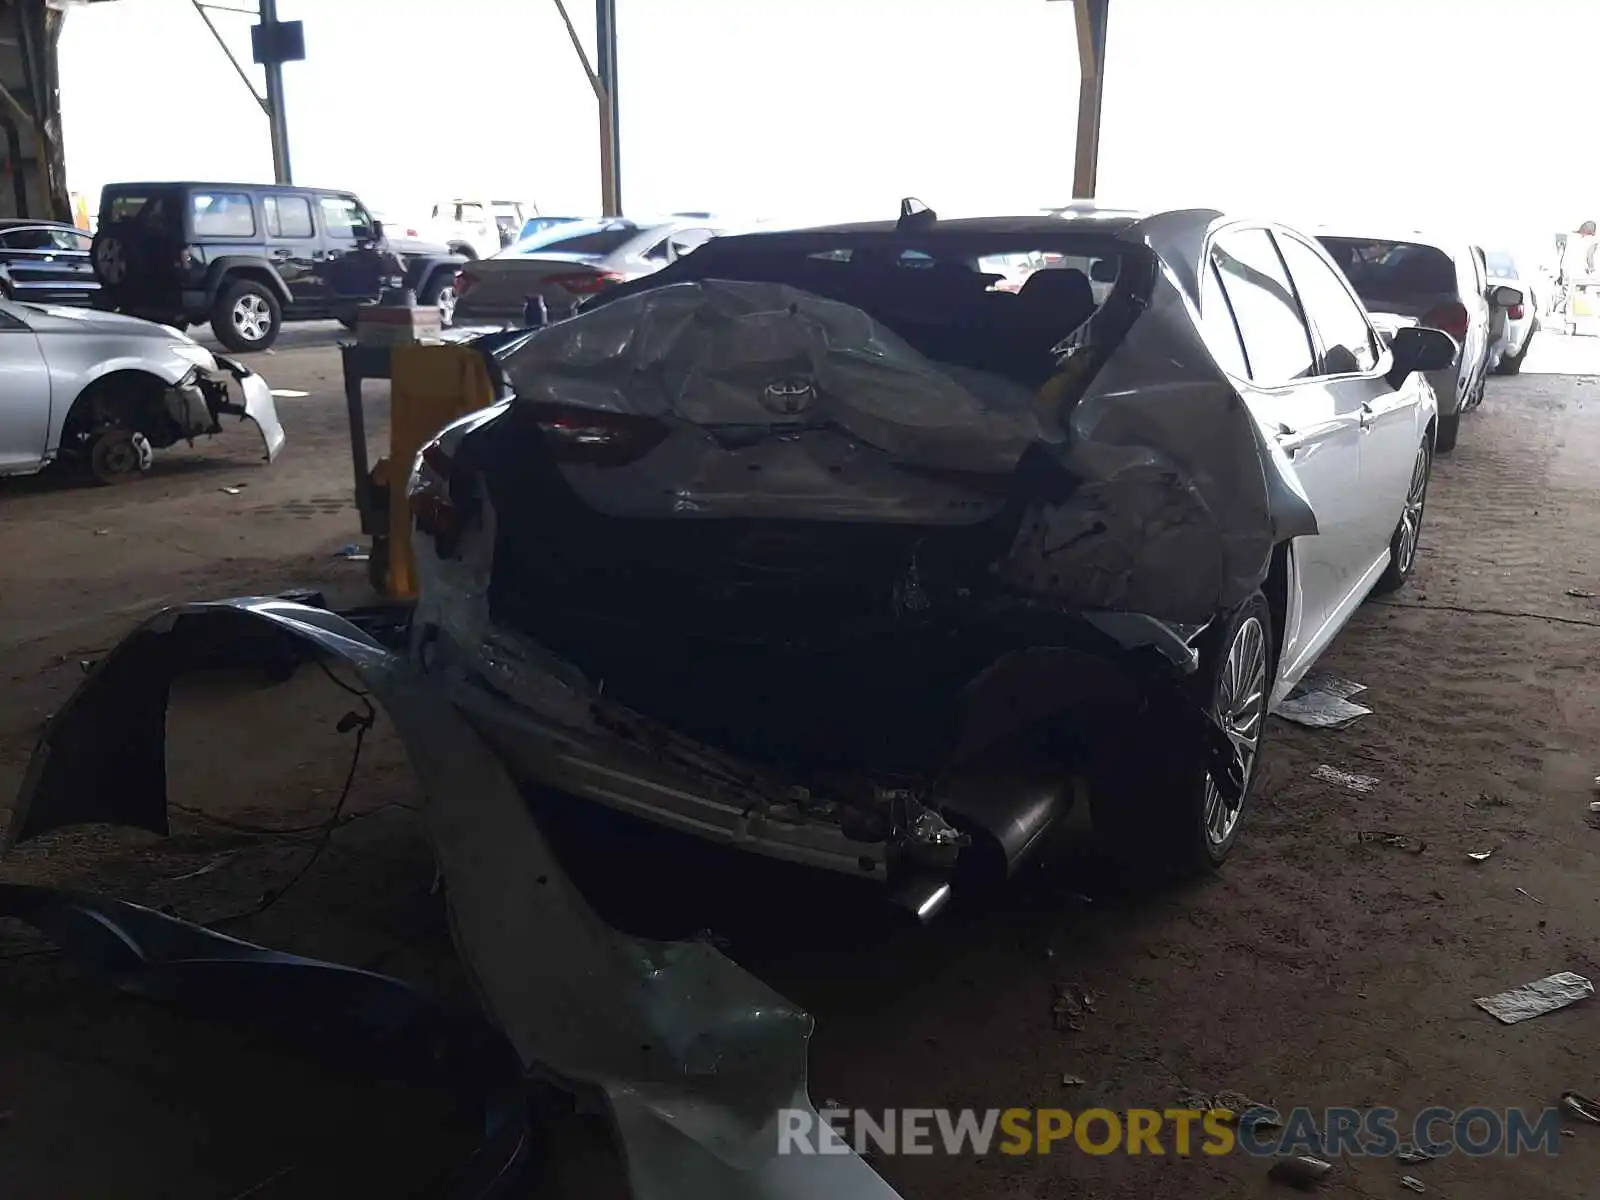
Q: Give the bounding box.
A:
[1267,1155,1333,1189]
[1357,830,1426,854]
[1052,982,1097,1032]
[1475,972,1594,1024]
[1560,1091,1600,1123]
[1277,673,1371,730]
[1400,1176,1427,1193]
[1311,764,1377,793]
[1396,1146,1434,1164]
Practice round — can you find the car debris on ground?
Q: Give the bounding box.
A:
[1475,971,1594,1024]
[1560,1091,1600,1123]
[1052,983,1096,1032]
[1396,1146,1434,1163]
[1357,830,1426,854]
[1468,849,1494,861]
[1400,1176,1427,1193]
[1276,673,1372,729]
[1267,1155,1333,1189]
[1311,764,1378,793]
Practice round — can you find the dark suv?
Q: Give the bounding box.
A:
[90,181,464,351]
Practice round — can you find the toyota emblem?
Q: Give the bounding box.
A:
[760,378,816,415]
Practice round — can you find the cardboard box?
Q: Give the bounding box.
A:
[356,305,443,347]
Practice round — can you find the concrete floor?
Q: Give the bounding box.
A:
[2,326,1599,1198]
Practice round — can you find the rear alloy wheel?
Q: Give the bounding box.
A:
[211,280,282,352]
[1092,591,1274,878]
[87,428,153,485]
[1374,437,1431,594]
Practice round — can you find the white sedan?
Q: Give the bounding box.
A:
[0,300,283,483]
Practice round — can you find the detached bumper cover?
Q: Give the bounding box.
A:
[5,599,902,1200]
[209,353,286,462]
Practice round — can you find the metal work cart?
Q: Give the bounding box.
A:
[340,342,397,593]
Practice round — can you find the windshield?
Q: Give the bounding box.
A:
[503,219,644,257]
[1318,237,1457,298]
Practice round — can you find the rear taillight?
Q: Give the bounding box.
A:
[1422,302,1470,342]
[546,271,624,295]
[1508,304,1525,320]
[454,269,476,297]
[410,443,461,543]
[527,401,667,466]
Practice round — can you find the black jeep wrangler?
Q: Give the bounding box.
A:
[89,182,464,351]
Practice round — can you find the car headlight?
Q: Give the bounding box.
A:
[169,341,218,371]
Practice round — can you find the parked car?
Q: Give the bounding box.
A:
[517,215,583,242]
[0,297,283,483]
[89,182,464,352]
[430,199,531,259]
[451,216,727,329]
[1317,231,1521,452]
[409,207,1453,913]
[1484,248,1538,374]
[0,219,98,306]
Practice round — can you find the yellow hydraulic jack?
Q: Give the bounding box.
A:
[341,342,496,598]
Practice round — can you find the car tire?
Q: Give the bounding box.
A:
[1434,412,1460,454]
[211,279,282,352]
[1373,436,1432,595]
[420,271,456,327]
[1090,590,1275,880]
[1494,333,1531,375]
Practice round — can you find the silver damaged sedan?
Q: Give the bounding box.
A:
[0,299,284,483]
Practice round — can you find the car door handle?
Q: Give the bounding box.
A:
[268,248,291,259]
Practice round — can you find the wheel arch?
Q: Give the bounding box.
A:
[205,258,291,306]
[59,368,176,449]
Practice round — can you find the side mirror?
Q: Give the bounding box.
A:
[1491,284,1524,307]
[370,219,385,240]
[1088,258,1118,283]
[1387,325,1457,387]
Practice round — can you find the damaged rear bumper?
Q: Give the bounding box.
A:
[5,598,903,1200]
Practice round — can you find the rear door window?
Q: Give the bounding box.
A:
[1275,234,1380,374]
[1211,228,1316,385]
[264,194,314,239]
[1,227,58,251]
[190,191,257,238]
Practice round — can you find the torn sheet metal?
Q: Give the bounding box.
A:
[1000,267,1315,621]
[1276,676,1373,729]
[1475,972,1594,1024]
[5,599,903,1200]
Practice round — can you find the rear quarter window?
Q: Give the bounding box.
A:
[191,191,257,238]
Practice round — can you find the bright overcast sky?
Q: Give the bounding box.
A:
[59,0,1595,259]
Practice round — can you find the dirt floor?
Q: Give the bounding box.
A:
[3,325,1600,1199]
